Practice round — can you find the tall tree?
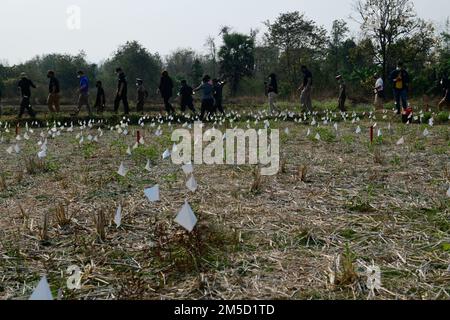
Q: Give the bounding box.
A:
[438,18,450,75]
[99,41,162,97]
[204,36,218,78]
[264,11,327,89]
[353,0,420,81]
[218,29,256,95]
[329,20,350,75]
[166,49,198,82]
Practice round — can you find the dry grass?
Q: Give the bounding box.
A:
[39,212,50,244]
[0,174,7,191]
[94,209,107,243]
[250,167,263,193]
[0,108,449,300]
[296,164,308,182]
[25,157,46,175]
[53,202,72,228]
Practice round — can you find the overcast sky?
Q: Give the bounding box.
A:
[1,0,449,65]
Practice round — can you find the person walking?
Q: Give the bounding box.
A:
[194,75,215,120]
[158,71,175,114]
[17,72,37,119]
[390,62,410,114]
[47,70,60,113]
[114,67,130,115]
[213,78,227,115]
[373,73,385,110]
[336,75,347,112]
[74,70,92,116]
[136,78,148,114]
[94,80,106,114]
[178,80,196,114]
[438,75,450,111]
[266,73,279,113]
[299,65,313,112]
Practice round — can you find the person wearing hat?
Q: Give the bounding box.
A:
[17,72,37,119]
[336,75,346,112]
[73,70,92,116]
[47,70,60,113]
[136,78,148,114]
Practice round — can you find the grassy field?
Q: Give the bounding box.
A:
[0,103,449,300]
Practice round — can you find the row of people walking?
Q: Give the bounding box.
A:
[16,69,227,119]
[265,62,450,113]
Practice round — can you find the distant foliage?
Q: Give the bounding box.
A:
[0,4,449,103]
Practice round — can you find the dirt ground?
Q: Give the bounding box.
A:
[0,107,449,300]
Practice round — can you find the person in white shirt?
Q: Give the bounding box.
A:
[373,73,384,110]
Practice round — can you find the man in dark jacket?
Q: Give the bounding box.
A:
[299,66,313,112]
[266,73,278,113]
[47,70,61,113]
[17,72,37,119]
[336,75,347,112]
[213,78,227,115]
[136,78,148,114]
[390,62,410,114]
[178,80,196,114]
[94,80,106,114]
[114,68,130,115]
[158,71,175,114]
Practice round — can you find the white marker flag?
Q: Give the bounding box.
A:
[29,276,53,300]
[174,201,198,232]
[144,185,160,202]
[186,175,198,192]
[114,205,122,228]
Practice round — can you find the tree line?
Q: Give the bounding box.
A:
[0,0,449,105]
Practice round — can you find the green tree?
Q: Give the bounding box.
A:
[99,41,162,99]
[354,0,421,81]
[329,20,350,75]
[218,29,256,95]
[204,36,218,78]
[165,49,204,85]
[191,59,204,86]
[437,18,450,75]
[264,11,327,91]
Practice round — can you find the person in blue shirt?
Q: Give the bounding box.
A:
[194,75,215,120]
[74,70,92,116]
